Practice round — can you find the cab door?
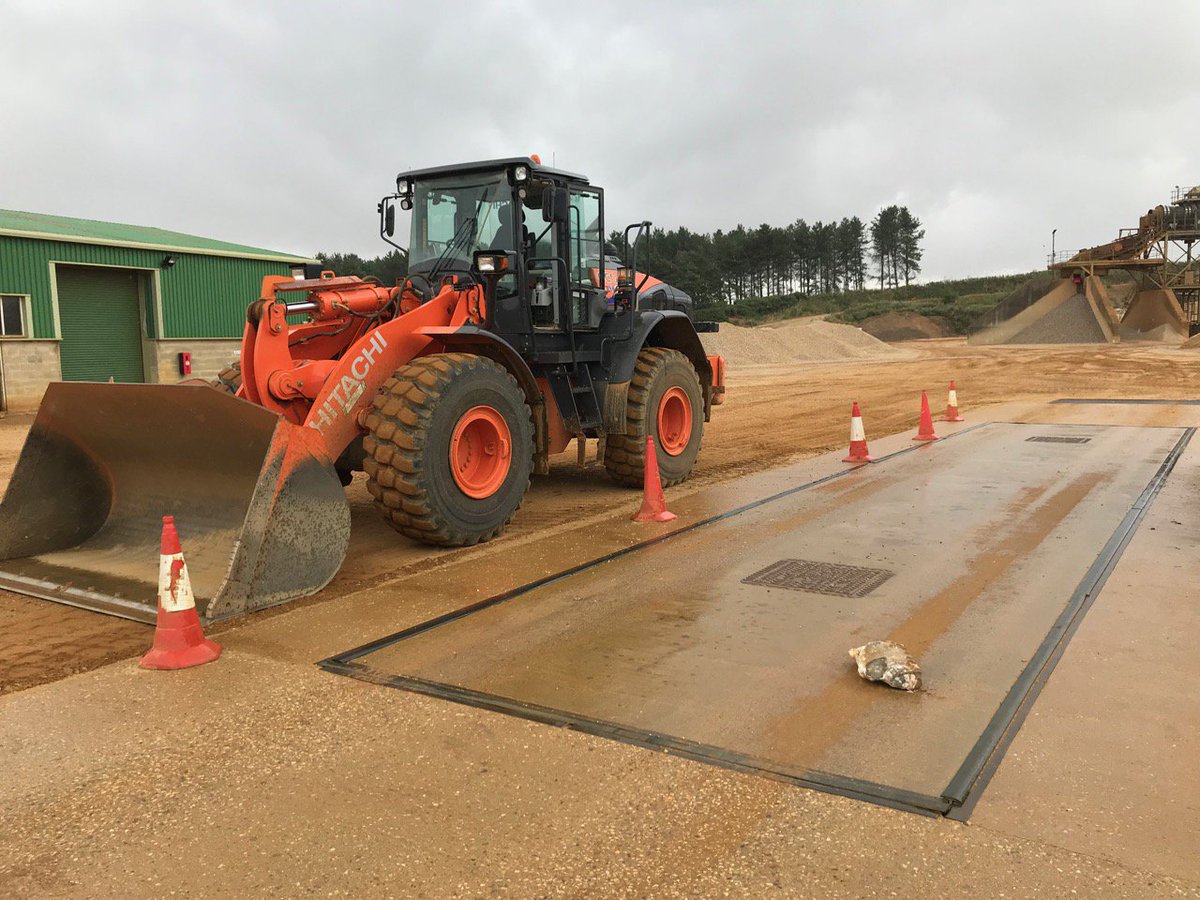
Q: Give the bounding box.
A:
[521,182,566,331]
[567,187,606,329]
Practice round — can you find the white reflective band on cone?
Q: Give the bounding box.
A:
[850,417,866,442]
[158,552,196,613]
[949,390,958,406]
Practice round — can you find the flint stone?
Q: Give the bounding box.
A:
[848,640,922,691]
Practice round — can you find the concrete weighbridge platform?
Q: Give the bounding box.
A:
[324,420,1191,818]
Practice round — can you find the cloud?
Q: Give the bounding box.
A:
[2,0,1197,280]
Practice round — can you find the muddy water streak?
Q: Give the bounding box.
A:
[763,469,1110,765]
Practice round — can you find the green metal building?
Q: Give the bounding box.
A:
[0,209,317,409]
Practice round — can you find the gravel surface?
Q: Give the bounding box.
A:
[1009,295,1108,344]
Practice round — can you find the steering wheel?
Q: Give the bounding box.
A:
[404,272,434,304]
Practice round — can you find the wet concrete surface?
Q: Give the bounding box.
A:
[342,423,1185,806]
[2,393,1200,895]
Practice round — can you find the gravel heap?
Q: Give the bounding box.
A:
[1007,295,1107,344]
[700,317,909,367]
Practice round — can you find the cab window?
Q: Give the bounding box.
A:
[569,189,602,285]
[522,185,560,327]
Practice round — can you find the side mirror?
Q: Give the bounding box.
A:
[553,188,570,225]
[384,201,396,237]
[541,185,570,225]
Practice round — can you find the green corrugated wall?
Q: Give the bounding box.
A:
[0,235,298,339]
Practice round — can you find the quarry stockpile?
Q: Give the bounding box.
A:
[859,311,953,342]
[700,317,910,367]
[1120,289,1187,342]
[970,276,1119,345]
[970,276,1057,332]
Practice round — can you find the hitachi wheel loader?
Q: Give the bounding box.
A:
[0,157,725,623]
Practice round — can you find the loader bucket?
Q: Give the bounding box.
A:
[0,382,350,623]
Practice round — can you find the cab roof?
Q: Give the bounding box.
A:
[396,157,589,185]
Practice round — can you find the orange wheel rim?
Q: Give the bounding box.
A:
[656,386,692,457]
[450,406,512,499]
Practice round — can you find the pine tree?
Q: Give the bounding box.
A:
[897,207,925,286]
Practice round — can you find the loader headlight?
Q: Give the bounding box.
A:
[396,177,412,196]
[514,165,528,182]
[472,251,510,274]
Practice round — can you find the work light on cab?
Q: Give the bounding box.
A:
[396,177,413,210]
[472,251,510,274]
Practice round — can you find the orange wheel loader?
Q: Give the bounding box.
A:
[0,157,725,622]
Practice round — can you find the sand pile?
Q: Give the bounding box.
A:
[1178,331,1200,349]
[859,311,953,342]
[1131,324,1186,343]
[701,317,909,367]
[1120,289,1187,342]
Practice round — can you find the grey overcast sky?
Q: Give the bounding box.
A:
[2,0,1198,280]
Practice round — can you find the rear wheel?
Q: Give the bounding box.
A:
[363,353,533,546]
[604,347,704,487]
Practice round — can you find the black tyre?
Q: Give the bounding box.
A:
[604,347,704,488]
[363,353,533,546]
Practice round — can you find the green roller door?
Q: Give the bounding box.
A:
[56,265,146,382]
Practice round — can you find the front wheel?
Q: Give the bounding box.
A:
[604,347,704,487]
[363,353,533,546]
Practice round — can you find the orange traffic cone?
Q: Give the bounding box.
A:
[944,380,964,423]
[632,436,678,523]
[842,402,874,463]
[913,390,940,442]
[140,516,222,670]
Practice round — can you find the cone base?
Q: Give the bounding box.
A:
[140,639,222,671]
[842,454,875,463]
[944,414,965,423]
[633,507,678,524]
[913,434,940,442]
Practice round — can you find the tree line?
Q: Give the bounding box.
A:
[314,249,408,286]
[317,205,923,308]
[617,205,924,307]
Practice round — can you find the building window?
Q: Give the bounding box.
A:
[0,296,27,337]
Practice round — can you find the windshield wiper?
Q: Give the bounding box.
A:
[427,215,477,285]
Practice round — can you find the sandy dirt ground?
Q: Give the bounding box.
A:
[2,374,1200,896]
[3,338,1200,696]
[3,338,1200,897]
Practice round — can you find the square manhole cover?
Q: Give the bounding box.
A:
[1026,435,1091,444]
[741,559,894,598]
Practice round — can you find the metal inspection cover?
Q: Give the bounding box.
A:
[1026,435,1091,444]
[742,559,894,598]
[323,422,1192,818]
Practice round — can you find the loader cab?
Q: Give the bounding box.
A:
[381,157,611,347]
[514,177,608,332]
